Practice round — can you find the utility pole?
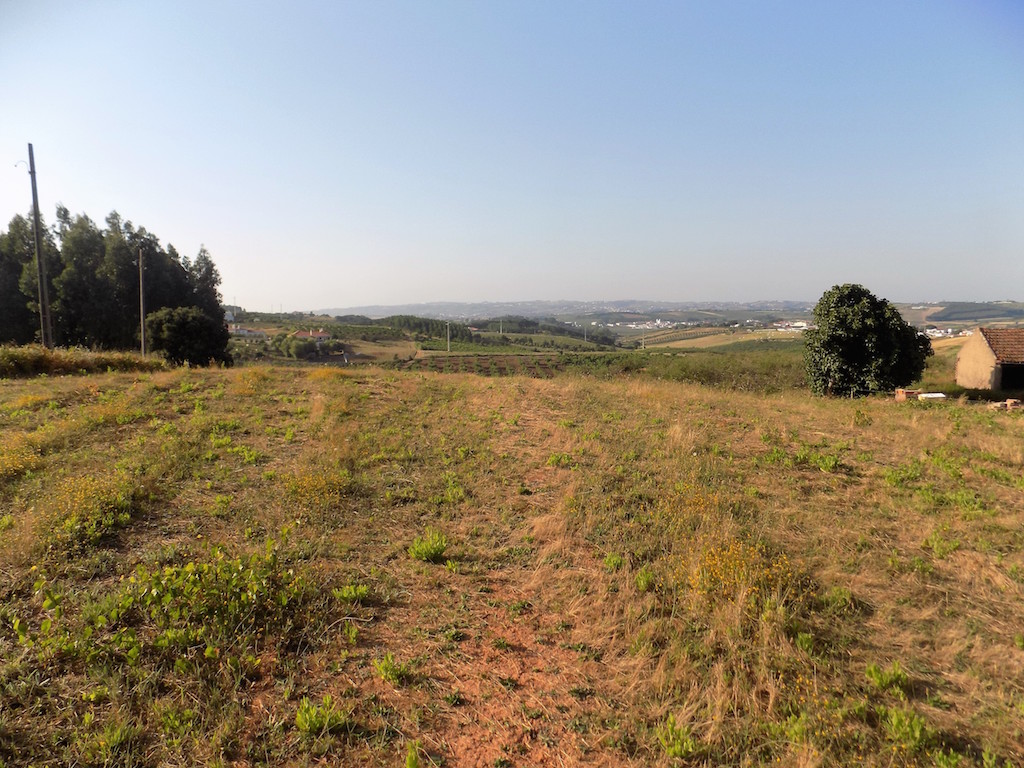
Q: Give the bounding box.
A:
[446,321,451,353]
[138,247,146,355]
[27,144,53,348]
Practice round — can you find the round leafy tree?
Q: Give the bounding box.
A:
[146,306,231,367]
[804,284,931,397]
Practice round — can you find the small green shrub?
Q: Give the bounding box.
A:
[75,717,141,764]
[441,471,466,504]
[331,584,369,604]
[295,694,350,737]
[405,739,422,768]
[795,632,814,654]
[882,706,929,752]
[884,460,923,488]
[982,749,1015,768]
[657,713,698,758]
[811,452,842,473]
[866,661,910,697]
[762,446,790,466]
[603,553,624,572]
[408,528,448,563]
[508,599,531,616]
[821,585,856,615]
[546,452,574,468]
[931,748,964,767]
[342,620,358,645]
[635,566,655,593]
[373,652,413,685]
[923,529,960,559]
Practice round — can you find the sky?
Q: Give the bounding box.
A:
[2,1,1023,312]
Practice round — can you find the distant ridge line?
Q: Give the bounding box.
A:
[316,299,816,320]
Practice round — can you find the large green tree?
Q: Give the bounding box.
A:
[187,246,224,321]
[98,213,195,348]
[146,306,230,367]
[0,215,41,344]
[804,284,932,397]
[51,212,110,347]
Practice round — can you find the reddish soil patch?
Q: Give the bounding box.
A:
[367,564,637,768]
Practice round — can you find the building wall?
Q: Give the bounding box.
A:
[955,333,999,389]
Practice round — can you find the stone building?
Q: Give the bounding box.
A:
[955,327,1024,390]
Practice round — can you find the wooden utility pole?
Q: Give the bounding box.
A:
[27,144,53,348]
[138,247,146,355]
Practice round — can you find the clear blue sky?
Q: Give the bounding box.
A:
[2,1,1023,311]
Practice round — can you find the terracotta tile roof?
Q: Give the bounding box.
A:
[980,327,1024,364]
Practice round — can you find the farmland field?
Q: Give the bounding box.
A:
[647,329,804,350]
[0,356,1022,767]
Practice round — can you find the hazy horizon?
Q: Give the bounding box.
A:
[3,1,1023,312]
[302,296,1023,320]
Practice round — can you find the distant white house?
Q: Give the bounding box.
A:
[291,329,332,342]
[772,321,810,332]
[230,325,267,339]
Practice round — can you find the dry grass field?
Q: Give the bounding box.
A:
[345,338,420,363]
[0,358,1021,767]
[649,330,800,350]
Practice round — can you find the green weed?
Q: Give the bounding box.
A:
[924,529,960,559]
[331,584,369,604]
[884,460,923,488]
[373,652,414,685]
[405,739,423,768]
[295,694,350,737]
[603,552,624,571]
[657,713,698,758]
[546,452,575,468]
[635,566,655,593]
[409,528,449,563]
[931,748,964,767]
[882,706,930,752]
[508,599,531,616]
[866,661,910,698]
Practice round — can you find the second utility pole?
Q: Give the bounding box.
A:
[139,247,146,355]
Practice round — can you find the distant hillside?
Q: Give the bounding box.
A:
[317,299,1024,328]
[318,299,815,321]
[927,301,1024,323]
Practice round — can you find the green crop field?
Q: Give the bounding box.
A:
[0,348,1021,767]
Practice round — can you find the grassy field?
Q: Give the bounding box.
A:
[0,356,1022,767]
[647,330,804,350]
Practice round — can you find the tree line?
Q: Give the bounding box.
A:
[477,315,617,346]
[0,207,225,354]
[381,315,475,343]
